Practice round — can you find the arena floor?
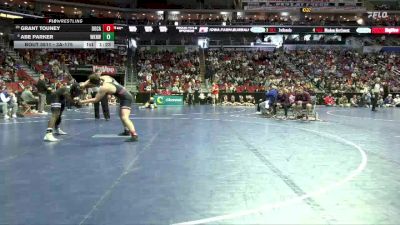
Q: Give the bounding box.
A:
[0,105,399,225]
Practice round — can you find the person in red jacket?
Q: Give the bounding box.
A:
[324,93,336,106]
[211,82,219,105]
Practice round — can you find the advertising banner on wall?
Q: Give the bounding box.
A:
[154,95,184,106]
[92,65,117,75]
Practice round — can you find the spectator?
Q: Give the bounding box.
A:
[0,85,18,119]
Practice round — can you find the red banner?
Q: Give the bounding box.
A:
[372,27,400,35]
[92,65,117,75]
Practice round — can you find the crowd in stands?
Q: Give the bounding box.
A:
[136,50,202,94]
[136,48,400,96]
[132,16,366,27]
[18,49,126,81]
[287,49,400,93]
[2,43,400,120]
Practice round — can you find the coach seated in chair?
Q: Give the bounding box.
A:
[393,94,400,107]
[338,95,351,107]
[21,85,39,113]
[276,88,291,119]
[384,94,394,107]
[350,95,358,107]
[221,95,231,106]
[294,88,312,120]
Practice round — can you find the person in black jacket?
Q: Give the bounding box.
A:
[36,74,50,115]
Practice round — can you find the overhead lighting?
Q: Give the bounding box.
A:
[91,9,95,12]
[0,13,23,19]
[357,18,364,25]
[170,11,180,15]
[4,2,8,5]
[24,1,27,4]
[108,11,111,14]
[47,5,50,7]
[61,10,64,13]
[48,9,51,11]
[60,6,64,9]
[281,12,289,16]
[74,7,77,10]
[0,32,3,36]
[220,12,228,15]
[156,10,164,15]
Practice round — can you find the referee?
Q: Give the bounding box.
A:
[90,70,110,120]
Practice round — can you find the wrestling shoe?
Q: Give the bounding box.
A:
[126,135,139,142]
[44,133,59,142]
[12,114,17,118]
[4,115,10,120]
[118,130,130,136]
[55,128,67,135]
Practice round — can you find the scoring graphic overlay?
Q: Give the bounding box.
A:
[13,19,115,49]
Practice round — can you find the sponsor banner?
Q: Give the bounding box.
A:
[199,27,209,33]
[371,27,400,34]
[154,95,184,106]
[159,26,168,32]
[356,27,371,34]
[118,25,400,35]
[92,65,117,75]
[128,26,138,33]
[250,27,266,33]
[176,26,198,33]
[209,27,250,32]
[314,27,351,33]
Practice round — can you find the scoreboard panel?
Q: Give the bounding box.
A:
[13,19,114,49]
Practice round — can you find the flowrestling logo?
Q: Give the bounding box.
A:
[367,11,388,19]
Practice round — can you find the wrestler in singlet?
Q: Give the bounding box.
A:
[100,77,134,109]
[80,75,138,141]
